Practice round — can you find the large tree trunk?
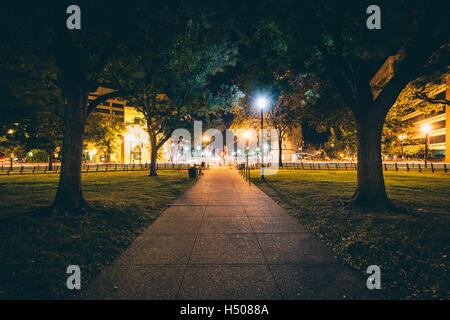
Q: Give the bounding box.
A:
[53,82,88,215]
[351,111,391,209]
[47,147,54,171]
[278,136,283,168]
[149,131,158,176]
[150,147,158,176]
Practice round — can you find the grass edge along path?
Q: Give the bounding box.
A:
[0,170,195,299]
[250,169,449,299]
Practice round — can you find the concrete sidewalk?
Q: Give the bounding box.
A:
[84,167,373,299]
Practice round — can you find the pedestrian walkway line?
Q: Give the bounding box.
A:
[84,167,376,300]
[174,205,206,299]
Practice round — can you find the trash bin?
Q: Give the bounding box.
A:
[188,166,198,180]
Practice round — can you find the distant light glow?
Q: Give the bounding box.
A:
[421,124,431,134]
[256,96,269,109]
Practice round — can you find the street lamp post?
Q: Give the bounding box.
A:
[7,129,14,170]
[398,134,407,160]
[129,142,133,164]
[421,124,431,168]
[260,106,264,180]
[257,96,268,180]
[202,136,210,163]
[244,131,250,168]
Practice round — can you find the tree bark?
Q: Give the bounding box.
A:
[278,136,283,168]
[351,110,391,209]
[53,81,88,215]
[47,147,54,171]
[149,130,158,176]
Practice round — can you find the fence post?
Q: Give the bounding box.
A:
[96,164,99,172]
[444,163,448,173]
[431,163,434,173]
[344,163,347,171]
[395,163,398,171]
[418,163,422,172]
[406,163,410,172]
[384,163,388,171]
[20,165,24,175]
[33,166,36,174]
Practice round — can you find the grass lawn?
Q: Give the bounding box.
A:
[250,169,449,299]
[0,170,194,299]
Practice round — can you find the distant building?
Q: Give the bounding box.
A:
[84,87,126,163]
[400,75,449,160]
[281,126,303,162]
[123,99,172,164]
[229,126,303,163]
[85,87,172,164]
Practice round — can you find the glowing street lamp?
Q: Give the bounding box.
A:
[202,136,211,161]
[421,124,431,168]
[256,97,269,110]
[256,96,269,180]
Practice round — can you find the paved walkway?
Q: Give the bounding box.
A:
[85,167,373,299]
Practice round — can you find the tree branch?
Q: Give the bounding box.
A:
[373,11,449,113]
[415,90,450,105]
[87,90,134,115]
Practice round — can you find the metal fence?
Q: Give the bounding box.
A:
[0,162,192,176]
[237,161,450,173]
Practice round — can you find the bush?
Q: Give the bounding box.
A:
[25,149,48,163]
